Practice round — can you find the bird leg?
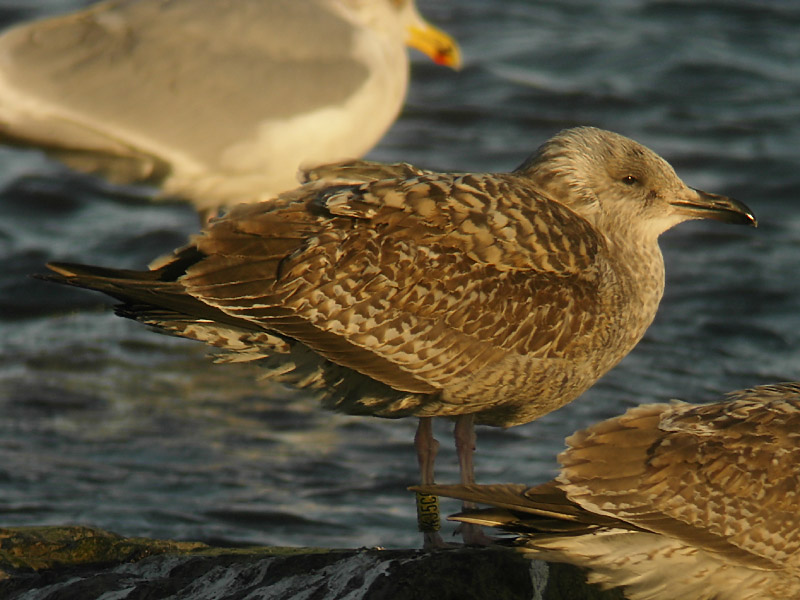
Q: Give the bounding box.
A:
[414,417,446,548]
[453,413,493,545]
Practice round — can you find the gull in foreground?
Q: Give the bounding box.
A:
[41,127,756,547]
[0,0,460,215]
[420,383,800,599]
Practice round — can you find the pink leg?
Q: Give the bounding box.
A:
[414,417,446,548]
[454,414,477,486]
[453,414,493,545]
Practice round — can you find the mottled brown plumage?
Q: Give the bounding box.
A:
[42,127,756,546]
[421,383,800,599]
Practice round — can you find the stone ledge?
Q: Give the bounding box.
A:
[0,526,623,599]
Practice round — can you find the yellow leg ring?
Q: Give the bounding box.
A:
[415,492,441,532]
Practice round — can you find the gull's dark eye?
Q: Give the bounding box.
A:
[622,175,638,185]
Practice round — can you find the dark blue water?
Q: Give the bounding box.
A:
[0,0,798,549]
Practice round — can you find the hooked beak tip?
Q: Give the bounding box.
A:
[672,189,757,227]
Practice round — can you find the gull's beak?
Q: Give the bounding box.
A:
[670,189,758,227]
[406,17,462,70]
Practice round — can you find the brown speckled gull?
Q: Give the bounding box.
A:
[420,382,800,599]
[42,127,756,546]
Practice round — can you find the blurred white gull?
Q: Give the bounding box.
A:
[0,0,461,215]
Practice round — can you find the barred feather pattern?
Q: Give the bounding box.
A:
[423,383,800,600]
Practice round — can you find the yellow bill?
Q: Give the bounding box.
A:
[406,16,462,69]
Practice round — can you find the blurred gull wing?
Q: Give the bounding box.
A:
[558,388,800,569]
[424,383,800,599]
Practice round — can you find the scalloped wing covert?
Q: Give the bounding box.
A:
[178,173,607,400]
[559,394,800,570]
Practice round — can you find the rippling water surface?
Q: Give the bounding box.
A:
[0,0,798,549]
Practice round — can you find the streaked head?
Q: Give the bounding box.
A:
[517,126,756,237]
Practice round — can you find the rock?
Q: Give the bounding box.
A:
[0,526,624,599]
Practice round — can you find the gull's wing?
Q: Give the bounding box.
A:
[558,395,800,569]
[420,386,800,574]
[0,0,382,193]
[45,170,609,415]
[177,172,606,400]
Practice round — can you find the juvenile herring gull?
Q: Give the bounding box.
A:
[0,0,461,214]
[41,127,756,547]
[420,382,800,600]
